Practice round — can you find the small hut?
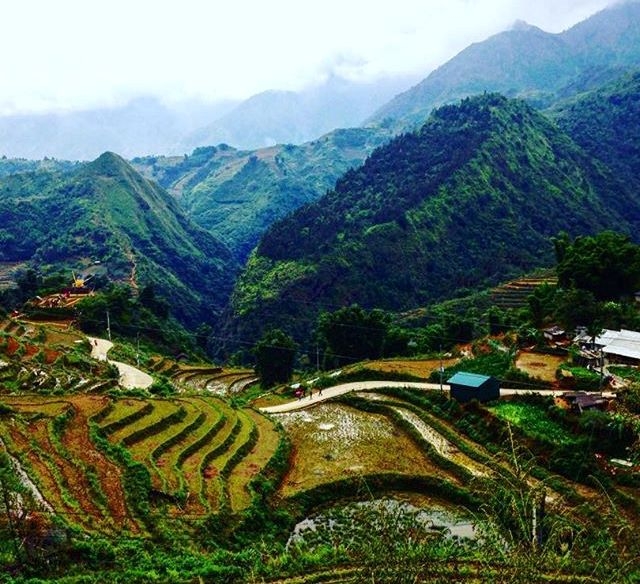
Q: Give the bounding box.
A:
[448,371,500,403]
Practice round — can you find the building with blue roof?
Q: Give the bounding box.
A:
[447,371,500,403]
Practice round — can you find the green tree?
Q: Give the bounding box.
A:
[253,329,297,388]
[138,284,170,319]
[527,283,557,327]
[555,288,599,331]
[316,305,390,368]
[556,231,640,301]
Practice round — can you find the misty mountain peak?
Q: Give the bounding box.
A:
[511,19,536,32]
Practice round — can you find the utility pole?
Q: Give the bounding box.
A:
[439,344,444,393]
[106,309,111,341]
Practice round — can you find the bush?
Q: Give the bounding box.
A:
[557,364,601,391]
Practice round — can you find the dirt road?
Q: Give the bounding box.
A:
[259,381,615,414]
[260,382,443,413]
[88,337,153,390]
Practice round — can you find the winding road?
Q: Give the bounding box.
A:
[259,381,615,414]
[88,337,153,390]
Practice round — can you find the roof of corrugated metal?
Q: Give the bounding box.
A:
[447,371,492,388]
[595,329,640,360]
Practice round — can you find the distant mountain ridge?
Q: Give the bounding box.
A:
[178,74,415,152]
[0,98,237,161]
[368,0,640,130]
[0,75,414,161]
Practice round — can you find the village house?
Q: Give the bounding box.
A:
[593,329,640,366]
[557,391,610,414]
[543,325,566,343]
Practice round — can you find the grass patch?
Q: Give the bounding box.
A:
[609,365,640,383]
[514,351,565,383]
[489,401,578,446]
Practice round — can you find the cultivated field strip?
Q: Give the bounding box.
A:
[227,408,281,512]
[154,398,225,496]
[125,399,200,491]
[28,418,104,530]
[98,399,153,434]
[144,358,255,395]
[490,276,557,309]
[105,399,182,445]
[2,398,71,417]
[180,402,241,516]
[351,391,589,507]
[0,394,281,530]
[61,395,140,533]
[202,409,257,511]
[0,422,82,525]
[1,396,141,533]
[147,400,205,492]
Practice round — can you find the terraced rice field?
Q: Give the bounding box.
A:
[490,275,557,310]
[276,403,445,496]
[271,389,607,520]
[0,394,281,532]
[0,395,139,533]
[147,357,257,395]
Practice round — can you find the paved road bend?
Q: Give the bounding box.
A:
[88,336,153,390]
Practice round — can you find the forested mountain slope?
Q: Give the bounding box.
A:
[132,127,392,261]
[131,2,640,265]
[222,94,640,346]
[0,152,236,327]
[552,69,640,193]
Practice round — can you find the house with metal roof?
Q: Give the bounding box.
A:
[447,371,500,403]
[593,329,640,365]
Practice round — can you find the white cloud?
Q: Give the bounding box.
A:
[0,0,615,114]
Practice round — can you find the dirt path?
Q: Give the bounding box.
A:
[260,382,442,414]
[88,337,153,390]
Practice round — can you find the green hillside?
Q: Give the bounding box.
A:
[552,69,640,192]
[0,152,237,327]
[132,127,392,261]
[224,94,640,345]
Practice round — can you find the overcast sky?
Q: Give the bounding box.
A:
[0,0,617,115]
